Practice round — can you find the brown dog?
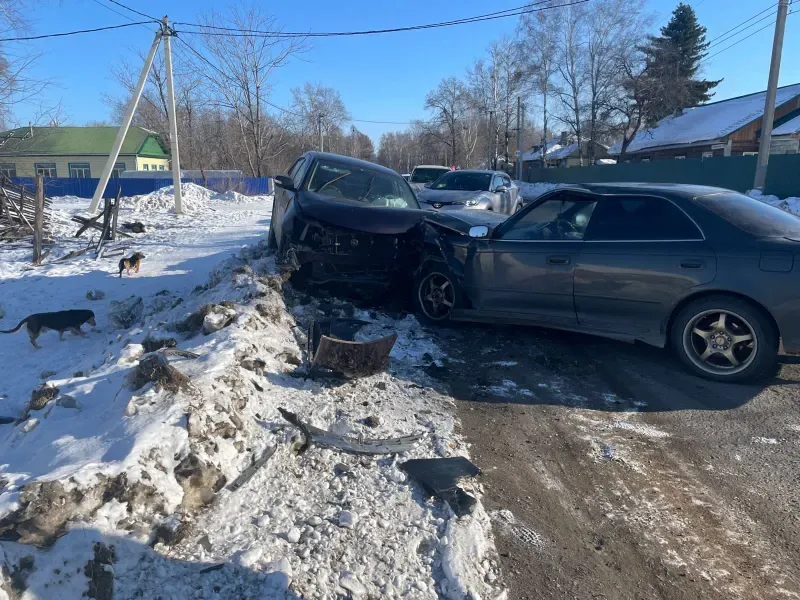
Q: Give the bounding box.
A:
[119,252,145,278]
[0,310,96,349]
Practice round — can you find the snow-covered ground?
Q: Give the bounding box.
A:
[747,189,800,217]
[514,180,561,201]
[0,185,502,599]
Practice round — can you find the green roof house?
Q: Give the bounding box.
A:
[0,126,170,179]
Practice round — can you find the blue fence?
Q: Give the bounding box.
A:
[10,176,273,199]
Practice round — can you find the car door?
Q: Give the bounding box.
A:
[272,156,310,242]
[464,192,597,326]
[574,195,717,338]
[502,174,517,210]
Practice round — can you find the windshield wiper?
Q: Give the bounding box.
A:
[318,171,350,193]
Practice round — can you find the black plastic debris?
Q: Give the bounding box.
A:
[307,318,397,378]
[400,457,481,517]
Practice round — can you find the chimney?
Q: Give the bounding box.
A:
[560,131,568,146]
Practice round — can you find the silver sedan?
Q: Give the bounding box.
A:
[415,170,521,214]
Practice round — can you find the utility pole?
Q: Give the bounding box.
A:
[754,0,790,190]
[318,114,324,152]
[487,110,494,169]
[89,27,162,213]
[162,16,183,214]
[516,96,523,180]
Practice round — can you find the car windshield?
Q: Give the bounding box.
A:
[693,192,800,237]
[432,172,492,191]
[305,159,419,209]
[411,167,449,184]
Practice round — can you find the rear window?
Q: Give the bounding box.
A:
[410,167,449,184]
[693,192,800,237]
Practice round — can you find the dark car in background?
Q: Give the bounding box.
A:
[417,170,521,214]
[413,183,800,382]
[408,165,450,192]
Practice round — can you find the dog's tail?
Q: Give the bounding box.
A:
[0,318,27,334]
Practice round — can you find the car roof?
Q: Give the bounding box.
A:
[413,165,450,169]
[446,169,500,175]
[552,182,737,200]
[304,151,401,178]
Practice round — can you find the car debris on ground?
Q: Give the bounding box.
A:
[400,457,481,517]
[306,317,397,378]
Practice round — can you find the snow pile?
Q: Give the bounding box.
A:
[0,198,503,599]
[125,183,260,213]
[747,189,800,216]
[514,180,562,200]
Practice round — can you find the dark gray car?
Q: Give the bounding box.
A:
[412,183,800,382]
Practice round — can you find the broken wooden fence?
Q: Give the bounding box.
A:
[0,175,52,243]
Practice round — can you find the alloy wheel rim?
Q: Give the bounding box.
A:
[682,309,758,376]
[419,273,455,321]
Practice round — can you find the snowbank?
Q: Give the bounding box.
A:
[0,195,503,599]
[125,183,259,213]
[747,189,800,217]
[514,180,562,200]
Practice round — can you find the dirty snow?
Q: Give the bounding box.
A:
[514,181,561,201]
[0,185,502,599]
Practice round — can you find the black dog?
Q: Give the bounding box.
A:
[0,310,96,349]
[119,252,146,278]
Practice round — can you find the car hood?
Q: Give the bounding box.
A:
[417,189,488,205]
[297,191,428,235]
[296,190,505,236]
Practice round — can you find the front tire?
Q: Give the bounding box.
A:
[670,295,777,382]
[413,267,459,325]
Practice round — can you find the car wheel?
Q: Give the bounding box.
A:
[414,267,459,324]
[671,295,777,382]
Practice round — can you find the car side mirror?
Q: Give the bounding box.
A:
[424,182,432,189]
[494,185,508,193]
[274,175,295,191]
[469,225,489,238]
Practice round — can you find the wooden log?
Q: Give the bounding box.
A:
[74,212,104,237]
[111,187,121,241]
[32,175,44,265]
[6,196,33,232]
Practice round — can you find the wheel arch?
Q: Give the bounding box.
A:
[665,289,780,345]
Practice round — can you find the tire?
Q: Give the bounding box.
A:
[670,294,778,382]
[413,266,461,325]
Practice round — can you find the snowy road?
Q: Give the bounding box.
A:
[428,323,800,600]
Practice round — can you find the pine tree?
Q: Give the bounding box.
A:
[642,2,721,123]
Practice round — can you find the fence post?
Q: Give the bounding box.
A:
[32,175,44,265]
[111,186,121,241]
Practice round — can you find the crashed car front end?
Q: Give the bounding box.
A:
[277,192,427,286]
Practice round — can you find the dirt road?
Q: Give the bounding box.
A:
[427,323,800,600]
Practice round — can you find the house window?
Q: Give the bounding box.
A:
[674,156,686,160]
[34,163,57,177]
[69,163,91,178]
[158,164,165,171]
[0,163,16,179]
[152,164,158,171]
[142,164,149,171]
[743,152,758,156]
[112,162,126,177]
[702,152,713,159]
[641,158,650,163]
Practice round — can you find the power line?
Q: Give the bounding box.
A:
[0,21,153,42]
[706,4,775,45]
[702,11,795,63]
[706,8,777,49]
[89,0,159,32]
[105,0,159,23]
[174,0,590,39]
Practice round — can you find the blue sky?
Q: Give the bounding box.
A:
[12,0,800,142]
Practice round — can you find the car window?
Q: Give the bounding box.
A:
[410,167,449,184]
[500,197,596,241]
[290,158,309,189]
[433,172,492,191]
[585,196,702,241]
[502,175,512,187]
[693,191,800,237]
[304,159,419,209]
[287,158,304,179]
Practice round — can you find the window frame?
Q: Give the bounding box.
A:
[158,164,165,171]
[493,190,598,242]
[34,162,57,177]
[68,162,91,178]
[111,162,126,178]
[0,163,16,179]
[583,194,705,243]
[142,164,149,171]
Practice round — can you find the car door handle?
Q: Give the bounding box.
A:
[680,259,705,269]
[547,256,570,265]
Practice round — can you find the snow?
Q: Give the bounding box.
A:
[0,184,503,599]
[521,138,562,162]
[514,180,562,200]
[747,189,800,216]
[609,83,800,154]
[772,113,800,136]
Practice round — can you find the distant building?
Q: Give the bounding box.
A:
[609,83,800,162]
[771,113,800,155]
[522,133,610,171]
[0,126,170,179]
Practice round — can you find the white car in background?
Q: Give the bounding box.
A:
[408,165,451,192]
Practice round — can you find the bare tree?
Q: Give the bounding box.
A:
[552,4,587,163]
[289,83,350,154]
[424,77,470,167]
[191,4,308,176]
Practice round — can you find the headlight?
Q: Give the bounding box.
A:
[465,198,479,206]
